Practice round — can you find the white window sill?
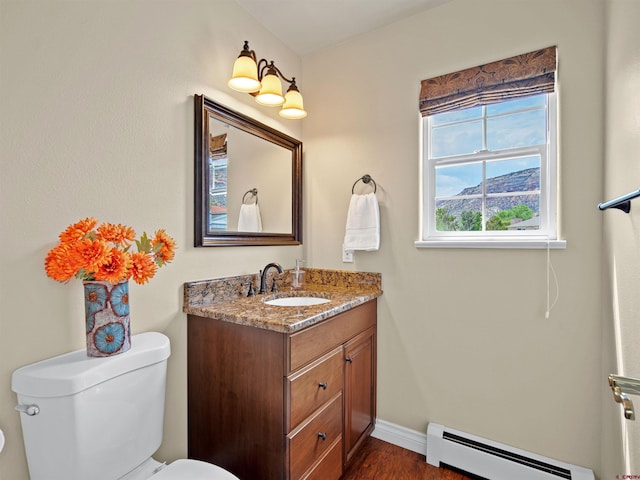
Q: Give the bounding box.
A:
[414,239,567,249]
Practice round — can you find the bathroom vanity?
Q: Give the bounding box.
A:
[183,269,381,480]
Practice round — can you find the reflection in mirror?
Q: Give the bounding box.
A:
[208,133,228,229]
[207,119,292,233]
[194,95,302,246]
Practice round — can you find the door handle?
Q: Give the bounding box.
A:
[609,374,640,420]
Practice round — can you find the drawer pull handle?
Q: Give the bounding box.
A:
[345,357,353,363]
[318,382,328,390]
[318,432,327,441]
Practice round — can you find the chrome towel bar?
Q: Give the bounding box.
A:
[598,188,640,213]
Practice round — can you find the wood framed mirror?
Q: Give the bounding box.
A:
[194,94,302,246]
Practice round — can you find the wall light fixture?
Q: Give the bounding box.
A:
[227,41,307,119]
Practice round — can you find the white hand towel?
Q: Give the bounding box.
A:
[238,203,263,232]
[343,192,380,251]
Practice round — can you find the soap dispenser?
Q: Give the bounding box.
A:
[291,259,305,290]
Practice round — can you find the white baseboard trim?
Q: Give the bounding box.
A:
[371,418,428,456]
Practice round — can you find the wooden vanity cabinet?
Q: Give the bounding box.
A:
[344,326,376,464]
[187,300,377,480]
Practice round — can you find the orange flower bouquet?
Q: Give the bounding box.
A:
[45,217,176,285]
[45,218,176,357]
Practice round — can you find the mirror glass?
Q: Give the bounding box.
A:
[194,95,302,246]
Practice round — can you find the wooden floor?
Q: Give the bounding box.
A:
[341,436,477,480]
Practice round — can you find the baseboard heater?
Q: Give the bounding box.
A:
[426,423,594,480]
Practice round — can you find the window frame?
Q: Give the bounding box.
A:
[416,92,565,249]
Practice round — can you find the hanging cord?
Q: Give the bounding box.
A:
[545,241,559,319]
[545,159,559,318]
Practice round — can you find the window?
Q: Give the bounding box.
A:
[207,133,228,230]
[208,157,228,229]
[416,47,565,249]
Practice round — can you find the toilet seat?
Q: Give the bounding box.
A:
[153,459,239,480]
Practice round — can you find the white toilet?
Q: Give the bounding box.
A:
[12,332,239,480]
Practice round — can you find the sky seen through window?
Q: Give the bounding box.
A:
[432,95,547,198]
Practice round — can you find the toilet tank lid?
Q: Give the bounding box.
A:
[11,332,170,398]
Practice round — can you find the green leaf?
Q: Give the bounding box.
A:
[136,232,153,253]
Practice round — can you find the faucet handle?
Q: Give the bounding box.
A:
[271,276,281,293]
[243,281,255,297]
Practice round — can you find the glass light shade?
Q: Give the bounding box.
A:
[228,56,260,93]
[255,73,284,106]
[279,89,307,119]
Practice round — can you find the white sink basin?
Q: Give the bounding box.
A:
[264,296,330,307]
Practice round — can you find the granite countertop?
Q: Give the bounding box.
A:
[183,268,382,333]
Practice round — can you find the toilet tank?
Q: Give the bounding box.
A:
[12,332,171,480]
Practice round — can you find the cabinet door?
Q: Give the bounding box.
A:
[343,326,376,464]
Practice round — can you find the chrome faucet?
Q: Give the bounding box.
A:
[259,262,284,294]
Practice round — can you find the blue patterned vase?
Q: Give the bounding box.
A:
[83,280,131,357]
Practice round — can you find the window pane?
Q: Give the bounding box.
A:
[209,213,228,229]
[485,157,540,194]
[486,94,546,115]
[211,159,227,189]
[435,163,482,198]
[431,106,482,126]
[209,191,228,230]
[431,120,482,158]
[423,90,555,243]
[435,198,482,231]
[487,109,546,150]
[485,194,540,231]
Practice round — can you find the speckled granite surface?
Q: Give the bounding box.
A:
[183,268,382,333]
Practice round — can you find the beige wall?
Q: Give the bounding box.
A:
[302,0,605,474]
[0,1,302,479]
[3,0,632,479]
[602,0,640,476]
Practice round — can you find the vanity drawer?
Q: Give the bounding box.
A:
[288,393,343,480]
[289,300,376,372]
[299,436,343,480]
[287,347,343,431]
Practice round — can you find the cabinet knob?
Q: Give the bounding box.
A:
[318,382,328,390]
[318,432,327,441]
[345,357,353,363]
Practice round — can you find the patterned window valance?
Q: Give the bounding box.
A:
[419,46,557,117]
[209,133,227,160]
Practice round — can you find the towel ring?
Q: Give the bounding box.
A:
[242,188,258,204]
[352,174,377,194]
